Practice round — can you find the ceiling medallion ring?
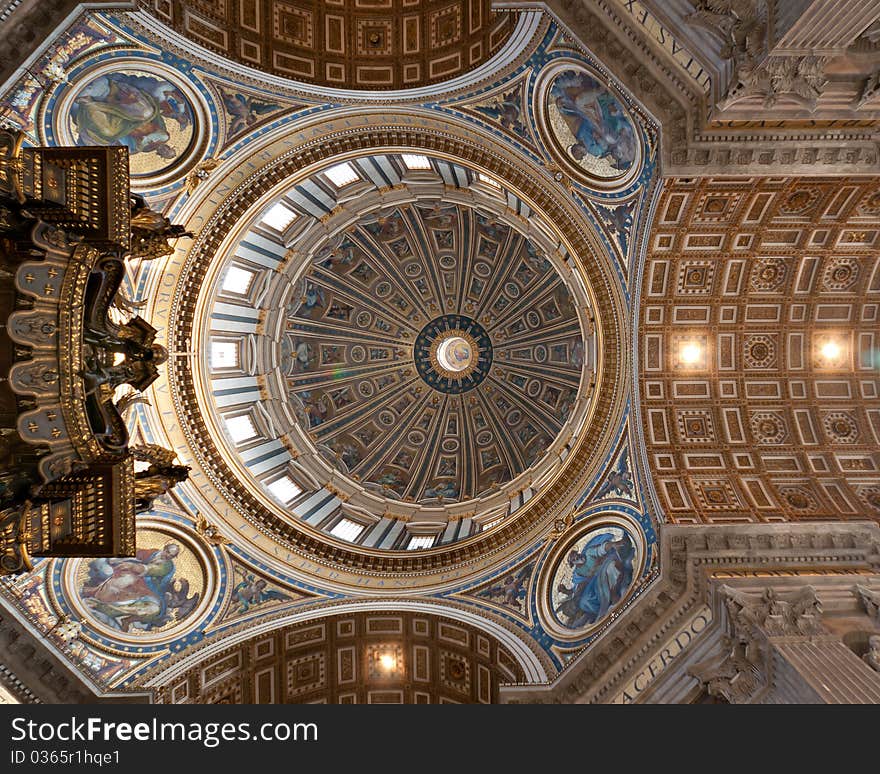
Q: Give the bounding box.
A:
[43,56,212,190]
[536,511,646,642]
[416,315,493,393]
[161,117,627,584]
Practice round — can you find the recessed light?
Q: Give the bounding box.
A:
[820,340,841,360]
[679,341,703,365]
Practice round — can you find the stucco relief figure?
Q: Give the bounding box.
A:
[548,70,637,178]
[552,528,636,629]
[865,635,880,673]
[81,542,199,632]
[69,72,193,174]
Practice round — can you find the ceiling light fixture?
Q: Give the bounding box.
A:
[678,340,704,366]
[816,336,846,368]
[820,340,841,360]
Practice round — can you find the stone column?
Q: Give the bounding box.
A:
[768,0,880,54]
[689,584,880,703]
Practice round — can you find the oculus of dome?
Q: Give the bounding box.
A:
[415,316,493,393]
[436,336,474,373]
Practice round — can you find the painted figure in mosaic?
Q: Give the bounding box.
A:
[231,573,289,614]
[70,72,192,160]
[424,480,459,500]
[474,88,526,135]
[550,71,637,173]
[594,451,633,499]
[81,542,199,632]
[480,564,531,609]
[220,92,278,136]
[555,531,634,629]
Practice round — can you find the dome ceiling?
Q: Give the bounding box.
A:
[140,0,516,91]
[284,198,584,504]
[195,148,599,553]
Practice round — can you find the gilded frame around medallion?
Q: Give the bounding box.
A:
[536,511,645,642]
[533,58,644,192]
[54,518,218,649]
[47,58,211,190]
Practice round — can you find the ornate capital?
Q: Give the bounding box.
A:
[687,583,825,703]
[688,633,768,704]
[686,0,767,64]
[855,584,880,623]
[722,584,827,640]
[865,636,880,674]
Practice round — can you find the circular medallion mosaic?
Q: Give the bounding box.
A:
[53,63,203,185]
[414,315,493,394]
[539,515,644,639]
[63,526,210,643]
[535,60,643,190]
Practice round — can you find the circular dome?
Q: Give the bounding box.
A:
[277,195,583,505]
[162,112,628,584]
[191,148,599,550]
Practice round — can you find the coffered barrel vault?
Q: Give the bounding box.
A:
[139,0,515,89]
[639,177,880,524]
[150,610,527,704]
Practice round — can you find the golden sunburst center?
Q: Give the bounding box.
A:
[429,329,479,379]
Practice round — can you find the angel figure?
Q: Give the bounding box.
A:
[185,158,220,193]
[594,448,633,499]
[221,92,278,136]
[474,88,526,135]
[131,444,190,513]
[480,564,531,610]
[231,571,289,613]
[195,512,230,546]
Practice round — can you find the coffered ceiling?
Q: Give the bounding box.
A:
[639,176,880,523]
[139,0,515,90]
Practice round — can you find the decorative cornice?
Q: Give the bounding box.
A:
[500,521,880,703]
[546,0,880,175]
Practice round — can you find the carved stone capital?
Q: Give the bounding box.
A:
[722,55,828,112]
[857,70,880,109]
[721,584,827,640]
[865,635,880,674]
[687,633,768,704]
